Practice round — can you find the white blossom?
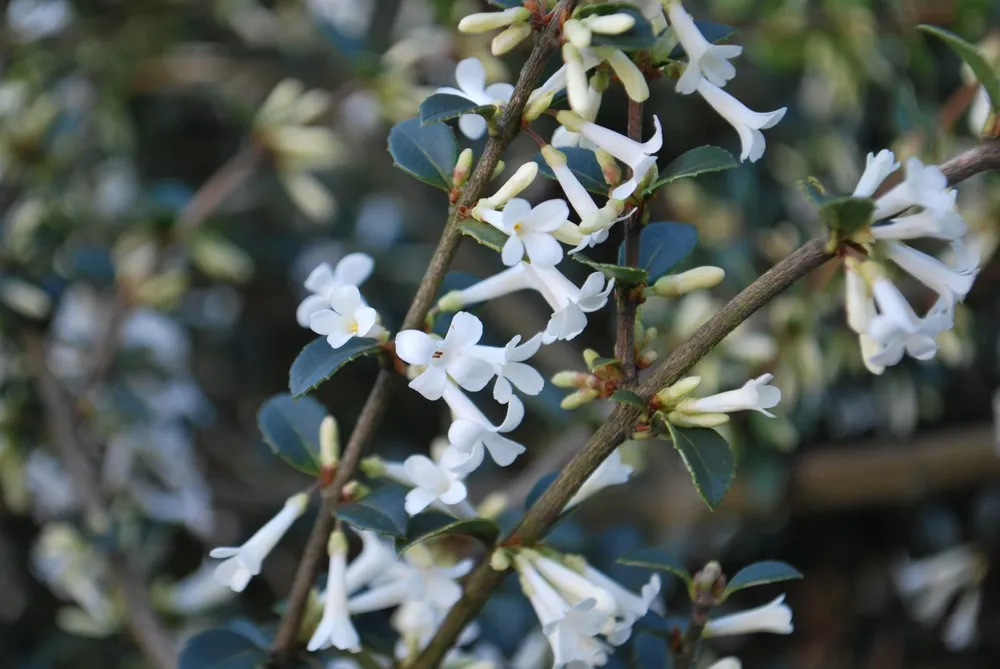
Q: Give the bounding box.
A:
[696,80,785,162]
[871,205,967,241]
[865,277,947,369]
[557,111,662,199]
[565,448,633,511]
[402,454,468,515]
[873,157,955,219]
[345,530,398,594]
[665,0,743,94]
[434,58,514,140]
[440,381,526,474]
[703,594,793,637]
[467,333,544,403]
[209,492,309,592]
[395,312,496,401]
[477,198,569,267]
[679,373,781,417]
[308,530,361,652]
[707,659,742,669]
[852,149,900,198]
[579,562,661,645]
[883,240,978,302]
[541,144,628,240]
[162,562,235,615]
[309,285,380,348]
[297,253,374,327]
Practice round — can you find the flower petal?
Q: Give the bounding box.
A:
[448,356,496,392]
[443,311,484,351]
[403,455,442,489]
[404,487,438,516]
[503,361,544,395]
[333,253,374,286]
[528,199,570,232]
[328,285,362,314]
[522,232,563,267]
[394,330,437,364]
[455,58,488,98]
[409,367,449,401]
[309,310,339,336]
[502,235,526,266]
[458,114,487,140]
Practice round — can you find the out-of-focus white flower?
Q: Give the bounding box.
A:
[441,382,526,475]
[892,545,987,650]
[162,561,236,615]
[395,312,496,401]
[665,0,743,94]
[703,595,794,637]
[541,144,627,240]
[565,448,632,511]
[296,253,375,327]
[696,80,786,162]
[477,198,569,267]
[402,455,468,515]
[209,492,309,592]
[468,334,545,403]
[25,451,77,518]
[7,0,71,43]
[32,524,113,625]
[968,86,991,136]
[707,659,742,669]
[434,58,513,140]
[309,285,381,349]
[308,530,361,652]
[556,111,662,199]
[307,0,375,39]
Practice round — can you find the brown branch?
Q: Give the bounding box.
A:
[615,99,645,384]
[267,3,579,662]
[22,332,176,669]
[409,140,1000,669]
[175,144,261,234]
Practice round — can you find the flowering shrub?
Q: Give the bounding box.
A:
[2,1,1000,668]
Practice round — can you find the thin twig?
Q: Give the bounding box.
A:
[267,3,579,663]
[407,140,1000,669]
[615,99,645,384]
[22,332,176,669]
[176,144,261,234]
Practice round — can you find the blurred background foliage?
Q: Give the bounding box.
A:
[2,0,1000,667]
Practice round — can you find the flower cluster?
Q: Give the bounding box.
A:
[843,151,980,374]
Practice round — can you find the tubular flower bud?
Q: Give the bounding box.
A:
[458,7,531,33]
[453,148,474,187]
[596,149,622,186]
[593,47,649,102]
[319,415,340,469]
[583,13,636,35]
[656,376,702,405]
[583,349,601,369]
[490,160,506,180]
[525,90,556,121]
[563,19,592,49]
[493,22,532,55]
[561,388,600,410]
[653,266,726,297]
[476,162,539,211]
[551,371,591,388]
[666,410,729,428]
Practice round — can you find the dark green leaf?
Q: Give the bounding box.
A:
[535,147,609,195]
[388,118,457,190]
[460,219,508,252]
[619,222,698,282]
[577,4,655,51]
[289,337,381,398]
[642,146,737,197]
[630,631,670,669]
[573,254,648,285]
[395,513,501,554]
[611,389,647,408]
[667,424,735,510]
[618,547,693,585]
[724,560,803,598]
[920,25,1000,113]
[820,196,875,235]
[257,394,327,476]
[420,94,495,126]
[525,472,558,510]
[339,484,409,537]
[668,21,738,59]
[180,629,268,669]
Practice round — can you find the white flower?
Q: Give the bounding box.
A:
[309,285,379,348]
[579,562,661,645]
[873,157,955,219]
[852,149,900,198]
[696,80,786,162]
[347,548,472,615]
[865,277,945,369]
[467,333,544,403]
[395,311,496,401]
[703,594,793,637]
[541,144,628,238]
[883,240,978,302]
[557,112,662,200]
[209,492,309,592]
[434,58,513,140]
[707,659,742,669]
[308,530,361,652]
[528,267,615,343]
[402,454,468,515]
[943,589,981,650]
[679,374,781,417]
[515,554,611,668]
[478,198,569,267]
[552,85,602,149]
[665,0,743,94]
[565,448,633,511]
[163,562,235,615]
[297,253,374,327]
[529,554,617,615]
[871,204,967,241]
[345,530,398,594]
[441,381,526,474]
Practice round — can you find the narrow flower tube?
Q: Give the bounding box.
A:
[477,162,539,211]
[873,158,953,219]
[703,594,794,637]
[458,7,531,33]
[665,0,743,94]
[871,207,967,241]
[344,530,397,595]
[844,258,876,335]
[209,492,309,592]
[593,47,649,102]
[307,530,361,652]
[678,374,781,417]
[696,80,785,162]
[883,240,978,301]
[565,448,633,510]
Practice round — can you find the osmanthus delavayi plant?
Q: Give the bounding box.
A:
[162,2,1000,668]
